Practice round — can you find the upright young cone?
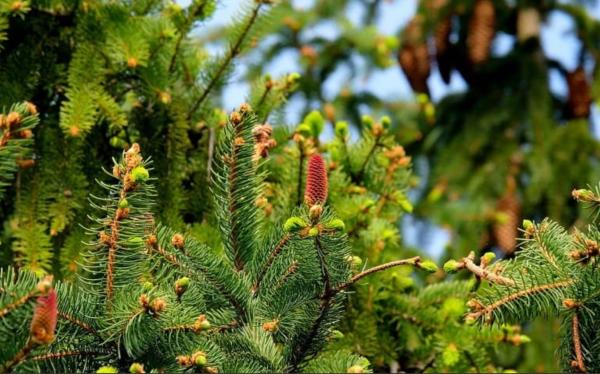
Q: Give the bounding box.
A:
[304,154,328,206]
[30,289,58,344]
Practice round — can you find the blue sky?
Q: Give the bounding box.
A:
[198,0,600,121]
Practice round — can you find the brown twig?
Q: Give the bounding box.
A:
[29,350,103,361]
[462,252,515,286]
[572,312,587,373]
[332,257,421,293]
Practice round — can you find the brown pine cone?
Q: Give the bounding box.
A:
[398,17,430,95]
[467,0,496,66]
[435,16,453,84]
[492,192,521,254]
[566,67,592,119]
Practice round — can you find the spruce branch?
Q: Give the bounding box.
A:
[532,224,561,271]
[0,289,37,319]
[146,229,247,321]
[296,143,305,206]
[103,144,147,304]
[187,2,265,118]
[274,260,299,289]
[466,279,574,322]
[252,234,291,296]
[212,106,261,272]
[168,0,212,73]
[57,311,99,337]
[353,133,382,183]
[332,256,421,293]
[447,252,515,286]
[1,339,36,374]
[28,350,104,362]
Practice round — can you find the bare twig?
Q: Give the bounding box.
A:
[572,312,587,373]
[462,253,515,286]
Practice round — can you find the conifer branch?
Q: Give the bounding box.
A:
[354,136,382,183]
[571,312,587,373]
[274,260,299,290]
[147,237,246,320]
[0,289,37,319]
[206,127,216,181]
[104,150,141,304]
[532,226,561,271]
[187,2,265,118]
[466,279,574,321]
[168,1,211,73]
[252,234,291,296]
[333,257,421,293]
[164,320,237,334]
[289,296,332,371]
[226,113,253,271]
[461,253,515,286]
[29,350,104,361]
[296,146,305,206]
[58,311,98,337]
[1,339,36,373]
[289,237,333,370]
[315,237,332,296]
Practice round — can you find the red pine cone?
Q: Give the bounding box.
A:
[30,289,58,344]
[567,67,592,119]
[467,0,496,66]
[304,154,328,206]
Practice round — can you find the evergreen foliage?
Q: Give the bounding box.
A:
[1,0,599,371]
[0,106,436,373]
[448,186,600,372]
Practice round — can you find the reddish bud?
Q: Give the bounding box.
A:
[304,154,328,206]
[30,289,58,344]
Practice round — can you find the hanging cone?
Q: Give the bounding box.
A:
[492,174,520,255]
[398,17,430,95]
[566,67,592,119]
[435,16,453,84]
[467,0,496,66]
[517,7,541,42]
[493,193,521,254]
